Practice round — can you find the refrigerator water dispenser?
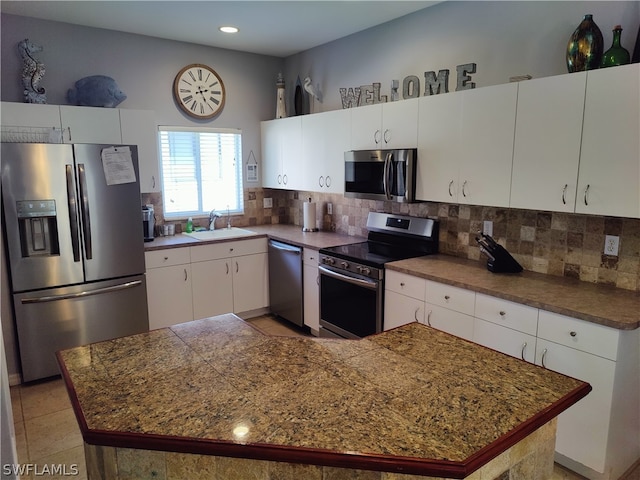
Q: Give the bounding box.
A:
[16,199,60,257]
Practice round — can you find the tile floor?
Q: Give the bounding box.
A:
[8,315,639,480]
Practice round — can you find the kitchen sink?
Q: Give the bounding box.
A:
[183,228,257,241]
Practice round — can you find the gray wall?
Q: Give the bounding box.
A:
[283,1,639,113]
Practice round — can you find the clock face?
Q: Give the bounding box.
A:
[173,64,225,119]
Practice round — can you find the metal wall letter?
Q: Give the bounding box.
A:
[359,84,374,105]
[456,63,477,91]
[402,75,420,99]
[424,70,449,96]
[340,87,361,108]
[372,83,388,104]
[390,80,400,101]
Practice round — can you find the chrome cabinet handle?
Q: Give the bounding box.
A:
[277,174,282,185]
[235,261,239,273]
[570,331,577,337]
[374,129,381,145]
[326,176,331,188]
[184,269,188,281]
[318,176,324,187]
[562,184,568,205]
[444,295,450,301]
[283,174,288,185]
[414,307,420,322]
[499,311,506,317]
[427,310,432,327]
[462,180,468,197]
[521,342,527,361]
[383,129,390,144]
[448,180,454,197]
[226,262,229,275]
[152,175,156,189]
[541,348,548,368]
[584,184,590,205]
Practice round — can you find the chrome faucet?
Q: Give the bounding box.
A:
[226,205,231,229]
[209,210,221,230]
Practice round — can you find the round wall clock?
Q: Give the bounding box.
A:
[173,64,226,119]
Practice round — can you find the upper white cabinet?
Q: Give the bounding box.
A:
[576,63,640,218]
[59,105,122,144]
[458,83,518,207]
[120,109,160,193]
[510,73,586,212]
[350,98,419,150]
[301,109,350,194]
[416,91,463,203]
[261,117,303,190]
[1,102,63,133]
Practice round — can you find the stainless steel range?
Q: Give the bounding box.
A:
[318,212,438,339]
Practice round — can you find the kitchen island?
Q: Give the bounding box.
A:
[57,314,590,480]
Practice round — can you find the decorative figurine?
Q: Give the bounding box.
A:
[67,75,127,107]
[303,76,322,114]
[275,73,287,119]
[18,38,47,104]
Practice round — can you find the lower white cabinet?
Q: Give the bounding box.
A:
[145,248,193,329]
[303,249,320,335]
[384,269,639,479]
[146,238,269,329]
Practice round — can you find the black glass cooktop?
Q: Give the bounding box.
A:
[320,241,428,268]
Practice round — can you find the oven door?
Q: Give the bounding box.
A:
[319,265,382,339]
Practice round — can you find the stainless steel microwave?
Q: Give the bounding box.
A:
[344,149,417,203]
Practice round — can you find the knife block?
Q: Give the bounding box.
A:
[486,244,523,273]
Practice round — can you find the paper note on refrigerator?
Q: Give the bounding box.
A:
[101,146,136,185]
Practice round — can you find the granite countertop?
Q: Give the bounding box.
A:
[387,255,640,330]
[144,224,362,252]
[58,314,589,478]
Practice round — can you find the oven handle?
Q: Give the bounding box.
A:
[319,265,379,291]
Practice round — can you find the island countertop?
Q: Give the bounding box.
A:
[57,314,589,478]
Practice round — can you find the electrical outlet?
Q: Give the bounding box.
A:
[263,197,273,208]
[483,220,493,236]
[327,202,333,215]
[604,235,619,256]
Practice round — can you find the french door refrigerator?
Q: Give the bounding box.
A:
[1,143,149,382]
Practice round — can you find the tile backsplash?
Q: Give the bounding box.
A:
[142,188,640,292]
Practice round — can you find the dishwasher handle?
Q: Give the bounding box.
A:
[268,239,301,255]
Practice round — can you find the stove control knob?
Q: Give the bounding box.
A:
[361,267,371,276]
[323,257,335,265]
[340,261,349,269]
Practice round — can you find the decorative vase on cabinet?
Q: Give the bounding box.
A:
[566,14,603,72]
[600,25,630,68]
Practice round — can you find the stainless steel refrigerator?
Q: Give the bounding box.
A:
[1,143,149,382]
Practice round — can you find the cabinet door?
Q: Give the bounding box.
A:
[303,263,320,333]
[416,92,463,202]
[458,83,517,207]
[261,120,283,188]
[510,73,585,212]
[280,117,303,190]
[424,303,474,341]
[120,109,160,193]
[191,258,233,319]
[60,105,122,144]
[577,63,640,218]
[1,102,64,141]
[146,264,193,329]
[381,98,419,149]
[350,103,383,149]
[473,318,536,363]
[233,253,269,313]
[535,339,616,473]
[384,290,423,331]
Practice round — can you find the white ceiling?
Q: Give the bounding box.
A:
[0,1,441,57]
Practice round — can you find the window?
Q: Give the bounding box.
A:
[159,126,243,219]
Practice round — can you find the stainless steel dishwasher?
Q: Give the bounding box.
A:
[268,239,304,327]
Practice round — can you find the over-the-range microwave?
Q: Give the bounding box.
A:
[344,148,417,203]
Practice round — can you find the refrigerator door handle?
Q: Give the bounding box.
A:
[20,280,143,304]
[65,164,81,262]
[77,163,93,259]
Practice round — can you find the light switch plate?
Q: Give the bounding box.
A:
[483,221,493,236]
[263,197,273,208]
[604,235,619,256]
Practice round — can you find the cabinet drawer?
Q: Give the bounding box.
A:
[303,248,319,266]
[425,280,475,316]
[474,293,538,336]
[145,247,191,269]
[537,310,619,360]
[386,271,425,301]
[473,318,537,363]
[425,303,474,341]
[191,237,267,262]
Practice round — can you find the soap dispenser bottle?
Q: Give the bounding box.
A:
[186,217,193,233]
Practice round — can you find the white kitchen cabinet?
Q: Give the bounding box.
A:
[59,105,122,144]
[576,63,640,218]
[416,91,463,203]
[458,82,518,207]
[384,270,426,330]
[1,102,63,137]
[424,303,474,341]
[536,310,639,479]
[303,248,320,335]
[145,248,193,329]
[301,109,349,193]
[261,117,302,190]
[473,318,537,362]
[510,73,586,212]
[120,109,160,193]
[190,238,269,318]
[350,99,419,150]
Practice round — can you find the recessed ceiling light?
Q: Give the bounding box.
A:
[219,26,239,34]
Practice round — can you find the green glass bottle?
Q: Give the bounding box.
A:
[601,25,631,68]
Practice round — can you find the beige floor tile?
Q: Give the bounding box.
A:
[34,445,88,480]
[20,378,72,420]
[13,418,29,465]
[25,408,83,461]
[10,385,23,423]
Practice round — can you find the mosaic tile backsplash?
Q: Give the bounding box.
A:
[142,189,640,292]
